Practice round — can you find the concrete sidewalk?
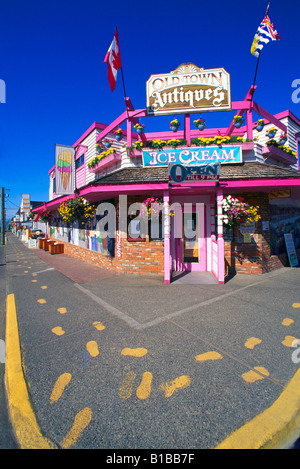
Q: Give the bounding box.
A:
[4,233,300,450]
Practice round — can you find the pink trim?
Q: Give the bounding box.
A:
[75,144,88,159]
[73,122,107,147]
[184,114,191,145]
[221,178,300,189]
[31,194,76,213]
[252,102,287,133]
[48,165,55,176]
[163,191,171,285]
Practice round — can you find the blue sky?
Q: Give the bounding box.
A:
[1,0,300,220]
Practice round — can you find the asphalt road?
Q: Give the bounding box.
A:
[2,232,300,450]
[0,243,18,448]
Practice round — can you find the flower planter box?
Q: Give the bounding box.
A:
[49,243,64,255]
[38,238,47,249]
[88,153,121,173]
[262,145,297,165]
[44,240,56,251]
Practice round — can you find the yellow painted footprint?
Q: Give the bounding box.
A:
[136,372,153,400]
[61,407,92,449]
[242,367,269,383]
[119,371,136,399]
[50,373,72,403]
[121,347,147,357]
[51,326,65,336]
[160,375,191,398]
[86,341,99,357]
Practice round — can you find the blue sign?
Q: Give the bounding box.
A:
[142,145,242,167]
[169,163,220,183]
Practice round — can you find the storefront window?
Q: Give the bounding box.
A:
[269,198,300,255]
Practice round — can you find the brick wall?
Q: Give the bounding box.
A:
[49,195,165,277]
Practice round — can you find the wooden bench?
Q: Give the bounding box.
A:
[49,243,64,255]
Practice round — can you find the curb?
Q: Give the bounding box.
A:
[215,370,300,449]
[5,293,57,449]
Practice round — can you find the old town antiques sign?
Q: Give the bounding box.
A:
[146,63,231,116]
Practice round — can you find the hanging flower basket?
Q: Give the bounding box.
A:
[58,197,97,224]
[134,123,145,135]
[266,127,277,139]
[103,138,113,148]
[221,196,261,229]
[233,115,244,129]
[193,118,206,131]
[39,210,54,224]
[255,119,265,132]
[140,197,163,221]
[114,128,123,141]
[170,119,180,132]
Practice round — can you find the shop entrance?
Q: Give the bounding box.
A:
[171,202,206,273]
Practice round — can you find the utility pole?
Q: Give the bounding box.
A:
[1,187,6,245]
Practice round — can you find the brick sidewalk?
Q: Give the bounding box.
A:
[32,248,118,283]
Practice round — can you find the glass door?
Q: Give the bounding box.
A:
[183,212,199,263]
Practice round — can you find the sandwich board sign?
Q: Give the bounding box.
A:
[284,233,299,267]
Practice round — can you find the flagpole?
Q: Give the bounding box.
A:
[250,2,271,102]
[115,27,129,119]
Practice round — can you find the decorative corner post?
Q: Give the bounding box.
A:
[163,190,171,284]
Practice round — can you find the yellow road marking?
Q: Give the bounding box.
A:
[195,351,223,362]
[282,336,298,347]
[51,326,65,336]
[41,286,48,290]
[292,303,300,308]
[50,373,72,403]
[5,294,56,449]
[160,375,191,398]
[61,407,92,449]
[121,347,148,357]
[282,318,294,326]
[216,368,300,449]
[93,321,105,331]
[136,372,153,400]
[242,367,269,383]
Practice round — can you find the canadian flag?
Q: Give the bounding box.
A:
[103,30,122,92]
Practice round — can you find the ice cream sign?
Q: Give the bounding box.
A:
[142,145,242,167]
[146,63,231,115]
[169,163,220,183]
[55,144,75,195]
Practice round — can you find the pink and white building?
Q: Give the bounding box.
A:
[33,63,300,284]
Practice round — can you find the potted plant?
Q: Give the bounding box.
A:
[233,115,244,128]
[134,123,145,135]
[266,127,277,139]
[193,118,206,131]
[102,138,113,148]
[279,132,288,145]
[114,128,123,141]
[170,119,180,132]
[255,118,265,132]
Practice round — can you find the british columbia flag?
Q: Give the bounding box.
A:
[251,13,280,57]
